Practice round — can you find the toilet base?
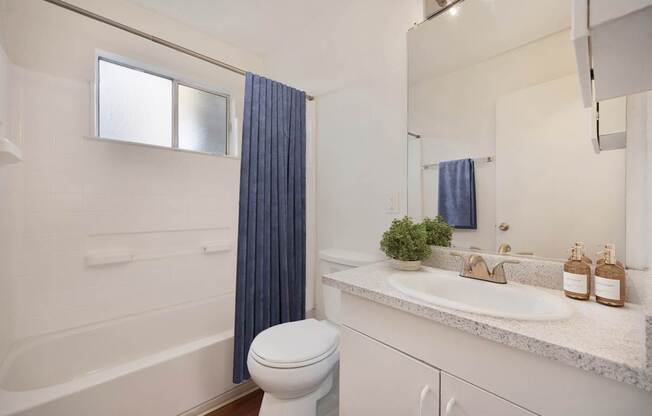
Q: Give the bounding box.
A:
[258,373,334,416]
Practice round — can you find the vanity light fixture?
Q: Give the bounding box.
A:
[425,0,465,21]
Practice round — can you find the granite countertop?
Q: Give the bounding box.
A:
[323,261,652,391]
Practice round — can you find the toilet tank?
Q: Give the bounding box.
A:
[318,249,384,324]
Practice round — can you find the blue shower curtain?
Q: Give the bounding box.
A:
[233,73,306,384]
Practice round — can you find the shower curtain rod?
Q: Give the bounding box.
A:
[41,0,315,101]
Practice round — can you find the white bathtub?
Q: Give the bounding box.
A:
[0,295,251,416]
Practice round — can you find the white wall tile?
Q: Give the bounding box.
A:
[1,1,248,342]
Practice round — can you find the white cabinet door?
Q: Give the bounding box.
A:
[340,326,439,416]
[441,372,535,416]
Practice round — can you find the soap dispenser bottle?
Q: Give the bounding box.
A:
[595,244,625,307]
[563,245,591,300]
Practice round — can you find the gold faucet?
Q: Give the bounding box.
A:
[498,243,511,254]
[450,253,520,284]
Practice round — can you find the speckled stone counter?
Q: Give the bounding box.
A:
[323,261,652,391]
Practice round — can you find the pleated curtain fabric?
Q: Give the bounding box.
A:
[233,73,306,384]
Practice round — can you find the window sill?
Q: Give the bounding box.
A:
[83,136,240,160]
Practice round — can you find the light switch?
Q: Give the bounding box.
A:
[387,192,401,214]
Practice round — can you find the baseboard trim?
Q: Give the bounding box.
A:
[179,381,259,416]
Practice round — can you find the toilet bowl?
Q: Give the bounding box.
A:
[247,319,339,416]
[247,249,384,416]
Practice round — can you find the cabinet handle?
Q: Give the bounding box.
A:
[419,386,432,416]
[418,385,433,416]
[445,398,457,416]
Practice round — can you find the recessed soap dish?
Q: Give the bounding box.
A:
[0,137,22,165]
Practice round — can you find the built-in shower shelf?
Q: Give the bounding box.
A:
[0,137,22,165]
[85,241,232,266]
[85,249,133,266]
[202,241,232,254]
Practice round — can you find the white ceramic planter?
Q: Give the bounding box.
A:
[390,259,422,271]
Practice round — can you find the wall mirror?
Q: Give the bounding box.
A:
[407,0,630,261]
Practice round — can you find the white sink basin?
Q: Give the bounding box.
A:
[388,268,573,321]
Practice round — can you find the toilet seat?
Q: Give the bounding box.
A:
[249,319,339,369]
[250,343,338,369]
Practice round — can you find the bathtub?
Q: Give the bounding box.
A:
[0,295,253,416]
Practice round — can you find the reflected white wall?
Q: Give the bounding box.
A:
[407,137,422,220]
[409,30,577,253]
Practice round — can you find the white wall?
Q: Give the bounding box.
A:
[0,42,6,137]
[409,30,578,252]
[0,40,17,362]
[0,0,263,347]
[649,93,652,271]
[260,0,421,320]
[264,0,422,256]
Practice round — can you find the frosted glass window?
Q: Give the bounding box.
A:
[96,56,231,156]
[98,59,172,146]
[178,85,228,155]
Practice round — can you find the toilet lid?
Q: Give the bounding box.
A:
[250,319,339,368]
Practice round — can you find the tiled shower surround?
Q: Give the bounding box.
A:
[1,65,240,341]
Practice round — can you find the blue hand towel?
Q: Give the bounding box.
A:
[438,158,477,229]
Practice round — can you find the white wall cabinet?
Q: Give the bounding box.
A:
[339,326,439,416]
[440,373,534,416]
[572,0,652,107]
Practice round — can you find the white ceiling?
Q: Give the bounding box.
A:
[125,0,423,94]
[125,0,573,92]
[126,0,347,58]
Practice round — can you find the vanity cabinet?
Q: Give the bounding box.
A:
[340,326,439,416]
[338,292,652,416]
[440,373,534,416]
[340,326,534,416]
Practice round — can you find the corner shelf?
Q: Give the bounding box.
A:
[0,137,22,165]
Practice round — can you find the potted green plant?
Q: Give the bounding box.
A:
[380,216,432,271]
[422,215,453,247]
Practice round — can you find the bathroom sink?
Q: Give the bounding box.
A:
[388,268,573,321]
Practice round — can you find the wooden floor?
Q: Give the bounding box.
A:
[205,390,263,416]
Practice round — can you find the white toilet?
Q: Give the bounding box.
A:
[247,249,382,416]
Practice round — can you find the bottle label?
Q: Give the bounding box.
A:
[563,271,588,294]
[595,276,621,301]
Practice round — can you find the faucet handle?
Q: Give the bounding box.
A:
[468,254,491,278]
[491,259,520,283]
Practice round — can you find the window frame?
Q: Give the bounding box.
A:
[95,53,232,157]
